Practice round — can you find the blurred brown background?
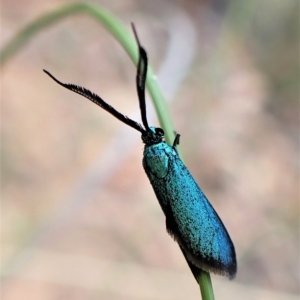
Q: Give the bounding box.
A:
[1,0,299,299]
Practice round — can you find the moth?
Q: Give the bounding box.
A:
[44,24,237,281]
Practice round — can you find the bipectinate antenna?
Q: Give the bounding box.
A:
[131,23,150,131]
[44,24,150,134]
[43,69,144,133]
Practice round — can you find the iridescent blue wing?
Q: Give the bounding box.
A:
[143,143,237,280]
[164,155,237,279]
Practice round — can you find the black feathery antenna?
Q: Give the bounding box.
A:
[131,23,150,131]
[43,69,144,133]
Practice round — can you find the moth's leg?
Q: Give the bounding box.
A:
[172,133,181,152]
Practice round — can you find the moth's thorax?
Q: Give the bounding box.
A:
[143,142,177,179]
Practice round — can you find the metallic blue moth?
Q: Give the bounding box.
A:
[44,24,237,281]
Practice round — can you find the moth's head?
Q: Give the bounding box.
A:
[142,126,164,145]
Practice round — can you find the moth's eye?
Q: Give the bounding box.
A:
[155,128,164,136]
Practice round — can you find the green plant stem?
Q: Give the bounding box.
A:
[0,3,215,298]
[199,271,215,300]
